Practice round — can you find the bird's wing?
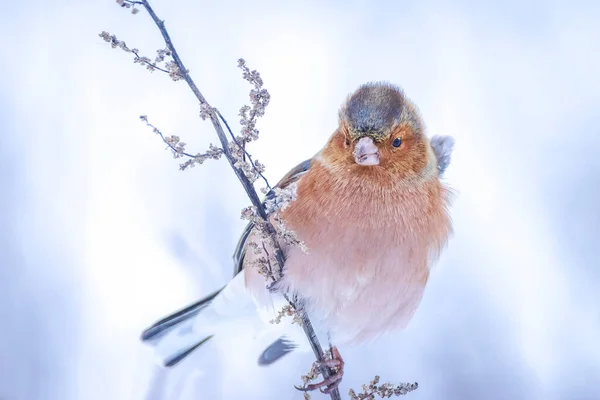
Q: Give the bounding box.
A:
[140,158,313,366]
[430,135,455,176]
[272,158,313,190]
[232,158,313,276]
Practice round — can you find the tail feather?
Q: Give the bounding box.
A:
[163,334,213,367]
[141,288,222,342]
[141,289,223,367]
[258,337,296,366]
[141,271,259,367]
[141,269,305,367]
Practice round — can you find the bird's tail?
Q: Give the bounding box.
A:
[141,271,262,367]
[140,288,223,367]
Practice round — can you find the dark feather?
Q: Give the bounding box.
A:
[164,335,213,367]
[141,288,222,342]
[258,338,297,366]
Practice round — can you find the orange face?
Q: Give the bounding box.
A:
[321,122,430,183]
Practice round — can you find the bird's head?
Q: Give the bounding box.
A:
[321,82,441,182]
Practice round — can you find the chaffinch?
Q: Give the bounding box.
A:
[141,81,454,393]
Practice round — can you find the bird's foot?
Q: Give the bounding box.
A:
[295,346,344,394]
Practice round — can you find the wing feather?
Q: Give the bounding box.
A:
[232,158,312,275]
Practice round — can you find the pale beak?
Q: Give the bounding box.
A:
[353,136,380,166]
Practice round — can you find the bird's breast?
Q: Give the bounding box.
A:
[275,161,451,344]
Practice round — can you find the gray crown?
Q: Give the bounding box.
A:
[339,82,423,141]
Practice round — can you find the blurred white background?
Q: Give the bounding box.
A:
[1,0,599,399]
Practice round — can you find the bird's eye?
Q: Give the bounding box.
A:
[345,138,350,146]
[392,138,402,147]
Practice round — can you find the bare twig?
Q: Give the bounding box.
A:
[127,1,341,398]
[217,110,272,191]
[298,317,342,399]
[131,49,169,72]
[139,116,223,170]
[99,31,184,77]
[349,376,418,399]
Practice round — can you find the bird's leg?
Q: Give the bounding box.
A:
[295,346,345,394]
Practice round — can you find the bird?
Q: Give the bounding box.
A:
[141,81,455,393]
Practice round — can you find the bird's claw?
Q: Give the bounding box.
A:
[295,347,345,394]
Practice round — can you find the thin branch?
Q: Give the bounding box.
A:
[99,31,172,74]
[131,50,170,73]
[141,117,222,162]
[349,376,418,399]
[260,242,278,283]
[299,308,341,399]
[216,109,247,161]
[217,110,272,190]
[135,1,340,399]
[139,0,281,273]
